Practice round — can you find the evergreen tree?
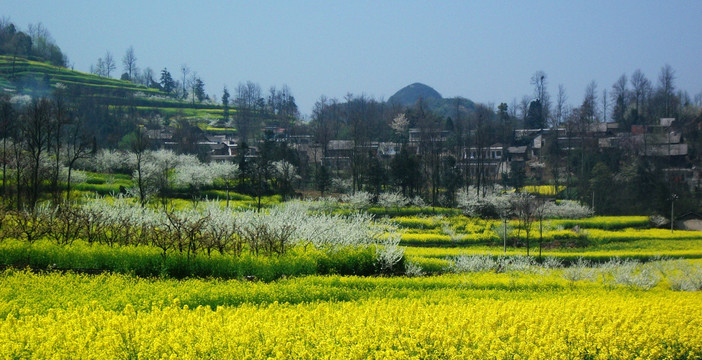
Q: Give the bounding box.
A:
[160,68,175,95]
[194,78,206,102]
[221,86,230,124]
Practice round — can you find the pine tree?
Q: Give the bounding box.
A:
[160,68,175,95]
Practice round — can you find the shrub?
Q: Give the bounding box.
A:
[404,261,425,277]
[377,192,409,208]
[341,191,373,209]
[606,259,661,290]
[562,258,596,283]
[409,196,426,207]
[376,233,405,274]
[668,262,702,291]
[456,187,512,218]
[449,255,547,274]
[6,206,53,244]
[541,200,593,219]
[450,255,496,273]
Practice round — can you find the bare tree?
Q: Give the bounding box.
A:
[345,93,372,194]
[50,87,70,203]
[601,89,609,123]
[92,57,106,77]
[534,197,548,258]
[312,95,333,157]
[611,74,628,126]
[23,98,53,209]
[530,71,551,125]
[103,51,116,78]
[235,81,263,143]
[509,98,518,119]
[0,96,16,203]
[189,72,198,104]
[531,71,547,103]
[631,69,651,124]
[519,95,531,123]
[122,46,138,81]
[142,67,155,87]
[694,90,702,107]
[581,81,599,122]
[27,22,67,66]
[657,64,676,117]
[511,192,535,256]
[554,84,567,127]
[27,23,50,49]
[63,115,93,202]
[127,127,151,206]
[180,64,190,99]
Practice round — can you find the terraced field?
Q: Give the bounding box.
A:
[1,197,701,358]
[0,55,230,121]
[388,213,702,272]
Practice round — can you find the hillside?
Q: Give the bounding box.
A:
[389,82,476,119]
[0,55,226,121]
[388,82,442,106]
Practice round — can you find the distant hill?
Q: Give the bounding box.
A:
[388,83,442,107]
[389,82,476,119]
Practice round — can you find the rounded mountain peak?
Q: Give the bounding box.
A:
[388,83,442,106]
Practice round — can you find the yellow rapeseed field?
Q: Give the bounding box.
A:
[1,271,701,359]
[2,294,701,359]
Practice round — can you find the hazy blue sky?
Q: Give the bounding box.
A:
[2,1,701,116]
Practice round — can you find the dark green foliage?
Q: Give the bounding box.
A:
[221,86,230,124]
[506,162,526,189]
[159,68,175,95]
[193,77,206,102]
[589,162,615,214]
[440,155,461,207]
[363,154,386,199]
[391,146,422,197]
[525,99,546,129]
[315,164,332,196]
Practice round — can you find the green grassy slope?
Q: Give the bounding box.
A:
[0,55,231,121]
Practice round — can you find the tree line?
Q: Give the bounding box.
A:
[0,20,68,67]
[0,90,306,211]
[1,19,702,216]
[305,67,702,216]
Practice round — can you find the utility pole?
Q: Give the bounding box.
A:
[503,218,507,254]
[668,126,675,233]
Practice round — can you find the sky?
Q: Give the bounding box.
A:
[2,0,701,117]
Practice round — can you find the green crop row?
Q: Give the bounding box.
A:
[0,240,377,281]
[552,216,650,230]
[404,238,702,263]
[585,228,702,244]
